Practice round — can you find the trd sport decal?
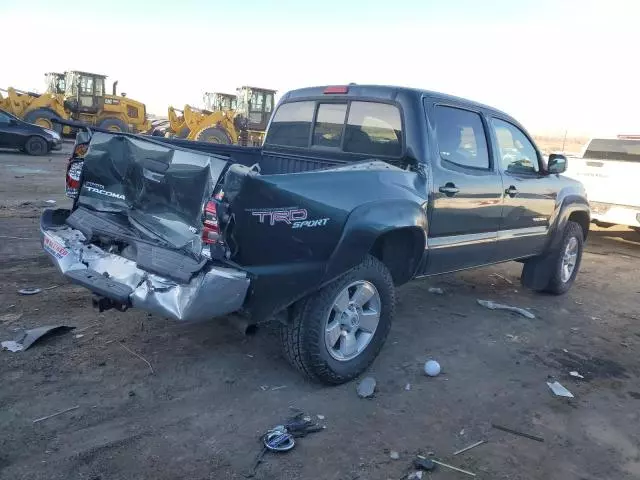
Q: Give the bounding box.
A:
[249,208,329,229]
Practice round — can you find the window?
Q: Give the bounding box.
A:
[583,138,640,163]
[0,111,11,124]
[265,101,315,147]
[313,103,347,148]
[491,118,539,173]
[79,76,94,95]
[434,106,489,169]
[265,93,274,113]
[344,102,402,156]
[250,92,264,112]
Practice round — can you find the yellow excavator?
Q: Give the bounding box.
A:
[0,71,151,134]
[165,86,276,146]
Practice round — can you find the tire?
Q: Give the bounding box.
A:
[98,117,130,133]
[24,108,63,135]
[524,221,584,295]
[195,127,231,144]
[24,136,49,156]
[280,255,395,384]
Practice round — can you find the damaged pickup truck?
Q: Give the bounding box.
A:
[41,85,590,384]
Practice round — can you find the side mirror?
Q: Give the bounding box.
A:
[548,153,567,174]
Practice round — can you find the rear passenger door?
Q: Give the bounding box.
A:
[424,102,503,273]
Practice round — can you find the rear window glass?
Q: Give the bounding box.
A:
[583,138,640,162]
[344,102,402,156]
[266,101,315,147]
[266,99,403,157]
[313,103,347,148]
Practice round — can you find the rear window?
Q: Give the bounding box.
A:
[266,99,403,157]
[265,101,315,147]
[344,102,402,156]
[583,138,640,162]
[313,103,347,148]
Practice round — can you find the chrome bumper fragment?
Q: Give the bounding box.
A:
[40,210,249,322]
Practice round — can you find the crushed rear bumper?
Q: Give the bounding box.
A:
[40,209,250,322]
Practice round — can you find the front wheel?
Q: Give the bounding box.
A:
[24,136,49,156]
[523,221,584,295]
[280,255,395,384]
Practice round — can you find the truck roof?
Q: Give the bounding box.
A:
[282,84,512,119]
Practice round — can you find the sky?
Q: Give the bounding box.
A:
[1,0,638,136]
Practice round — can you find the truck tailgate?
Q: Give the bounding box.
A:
[77,132,229,256]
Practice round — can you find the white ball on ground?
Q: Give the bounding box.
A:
[424,360,441,377]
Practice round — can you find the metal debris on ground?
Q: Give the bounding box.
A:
[2,325,75,352]
[547,380,574,398]
[490,273,514,285]
[424,360,441,377]
[491,423,544,442]
[431,460,476,477]
[453,440,487,455]
[477,299,536,319]
[32,405,79,424]
[316,414,325,420]
[428,287,445,295]
[414,456,436,471]
[405,383,411,391]
[18,287,42,296]
[270,385,287,391]
[75,334,84,339]
[248,411,325,477]
[407,471,424,479]
[569,371,585,379]
[389,450,400,460]
[118,342,155,374]
[0,312,22,324]
[357,376,376,398]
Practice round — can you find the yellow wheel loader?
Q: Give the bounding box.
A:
[0,71,151,135]
[164,87,276,146]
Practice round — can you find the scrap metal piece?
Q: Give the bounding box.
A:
[453,440,487,455]
[477,299,535,319]
[491,423,544,442]
[18,288,42,296]
[2,325,75,352]
[547,380,574,398]
[32,405,79,424]
[431,460,476,477]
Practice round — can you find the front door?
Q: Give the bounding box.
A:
[424,102,504,274]
[489,117,557,260]
[0,111,19,148]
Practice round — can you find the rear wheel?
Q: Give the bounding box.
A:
[98,117,130,133]
[280,255,395,384]
[24,108,63,135]
[24,136,49,156]
[195,127,231,144]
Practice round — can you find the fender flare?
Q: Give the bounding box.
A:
[322,199,428,283]
[545,192,590,252]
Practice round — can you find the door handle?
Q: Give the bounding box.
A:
[439,183,459,196]
[505,185,518,198]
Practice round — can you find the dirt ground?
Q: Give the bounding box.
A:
[1,145,640,480]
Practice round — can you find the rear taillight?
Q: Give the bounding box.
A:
[202,200,220,244]
[66,160,83,199]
